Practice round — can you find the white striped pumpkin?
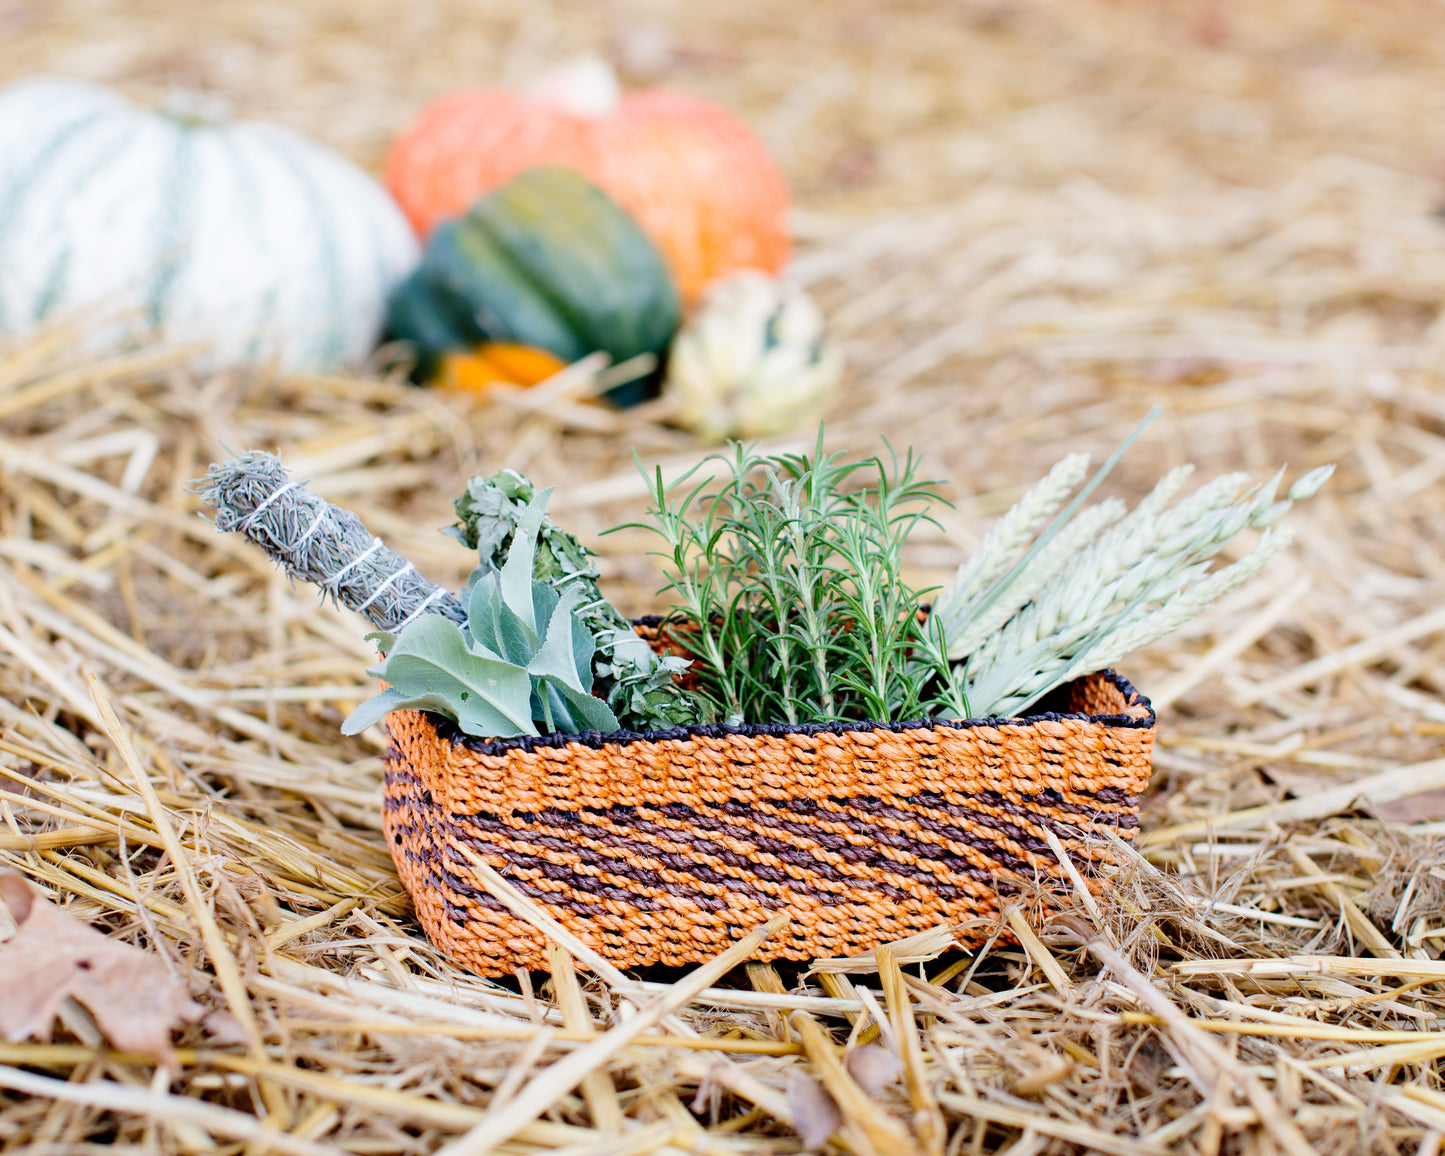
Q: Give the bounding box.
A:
[0,77,419,373]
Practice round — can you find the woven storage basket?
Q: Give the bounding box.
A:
[381,624,1155,975]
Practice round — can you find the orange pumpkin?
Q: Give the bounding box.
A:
[384,59,790,303]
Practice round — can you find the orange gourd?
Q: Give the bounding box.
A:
[440,344,567,392]
[384,59,790,303]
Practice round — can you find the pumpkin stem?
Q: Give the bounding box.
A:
[525,57,621,118]
[158,88,231,128]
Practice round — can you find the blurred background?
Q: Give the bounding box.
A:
[4,0,1445,793]
[12,0,1445,205]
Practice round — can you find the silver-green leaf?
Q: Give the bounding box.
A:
[347,613,535,738]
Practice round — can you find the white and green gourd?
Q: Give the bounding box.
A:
[663,270,842,442]
[0,77,419,373]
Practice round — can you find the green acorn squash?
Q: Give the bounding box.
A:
[386,166,679,404]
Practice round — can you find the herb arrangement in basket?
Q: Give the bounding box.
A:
[200,427,1331,974]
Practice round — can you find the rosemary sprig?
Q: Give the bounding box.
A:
[620,431,969,726]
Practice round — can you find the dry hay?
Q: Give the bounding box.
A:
[5,0,1445,1152]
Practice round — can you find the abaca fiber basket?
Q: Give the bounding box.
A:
[381,644,1156,976]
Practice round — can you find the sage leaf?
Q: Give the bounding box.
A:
[451,469,702,731]
[498,489,552,630]
[547,680,620,733]
[340,686,413,735]
[350,613,535,737]
[467,571,537,662]
[526,586,594,693]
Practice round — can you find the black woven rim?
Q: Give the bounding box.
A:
[424,669,1154,757]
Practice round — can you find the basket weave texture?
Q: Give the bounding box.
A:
[381,643,1155,975]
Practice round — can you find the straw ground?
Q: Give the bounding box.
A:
[5,0,1445,1152]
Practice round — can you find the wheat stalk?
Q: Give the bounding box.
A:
[930,452,1090,624]
[934,436,1334,718]
[965,468,1255,673]
[963,525,1297,718]
[942,498,1126,665]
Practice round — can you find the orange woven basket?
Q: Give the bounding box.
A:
[381,626,1155,976]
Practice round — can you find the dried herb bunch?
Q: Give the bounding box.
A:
[448,470,698,730]
[197,450,465,633]
[621,432,968,726]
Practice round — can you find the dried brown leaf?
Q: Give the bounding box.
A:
[787,1069,842,1151]
[1370,790,1445,823]
[0,869,204,1066]
[846,1043,904,1097]
[1126,1038,1170,1095]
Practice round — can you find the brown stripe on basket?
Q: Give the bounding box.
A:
[395,837,1026,972]
[699,798,1026,888]
[386,766,1075,967]
[836,794,1120,870]
[405,780,1109,895]
[386,759,1040,899]
[461,812,806,908]
[390,841,1028,971]
[540,808,924,901]
[760,789,1136,856]
[414,832,1015,939]
[631,799,982,883]
[469,801,987,902]
[447,805,929,909]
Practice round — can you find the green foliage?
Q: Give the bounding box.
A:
[343,491,619,739]
[621,431,969,726]
[449,469,702,731]
[212,431,1335,741]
